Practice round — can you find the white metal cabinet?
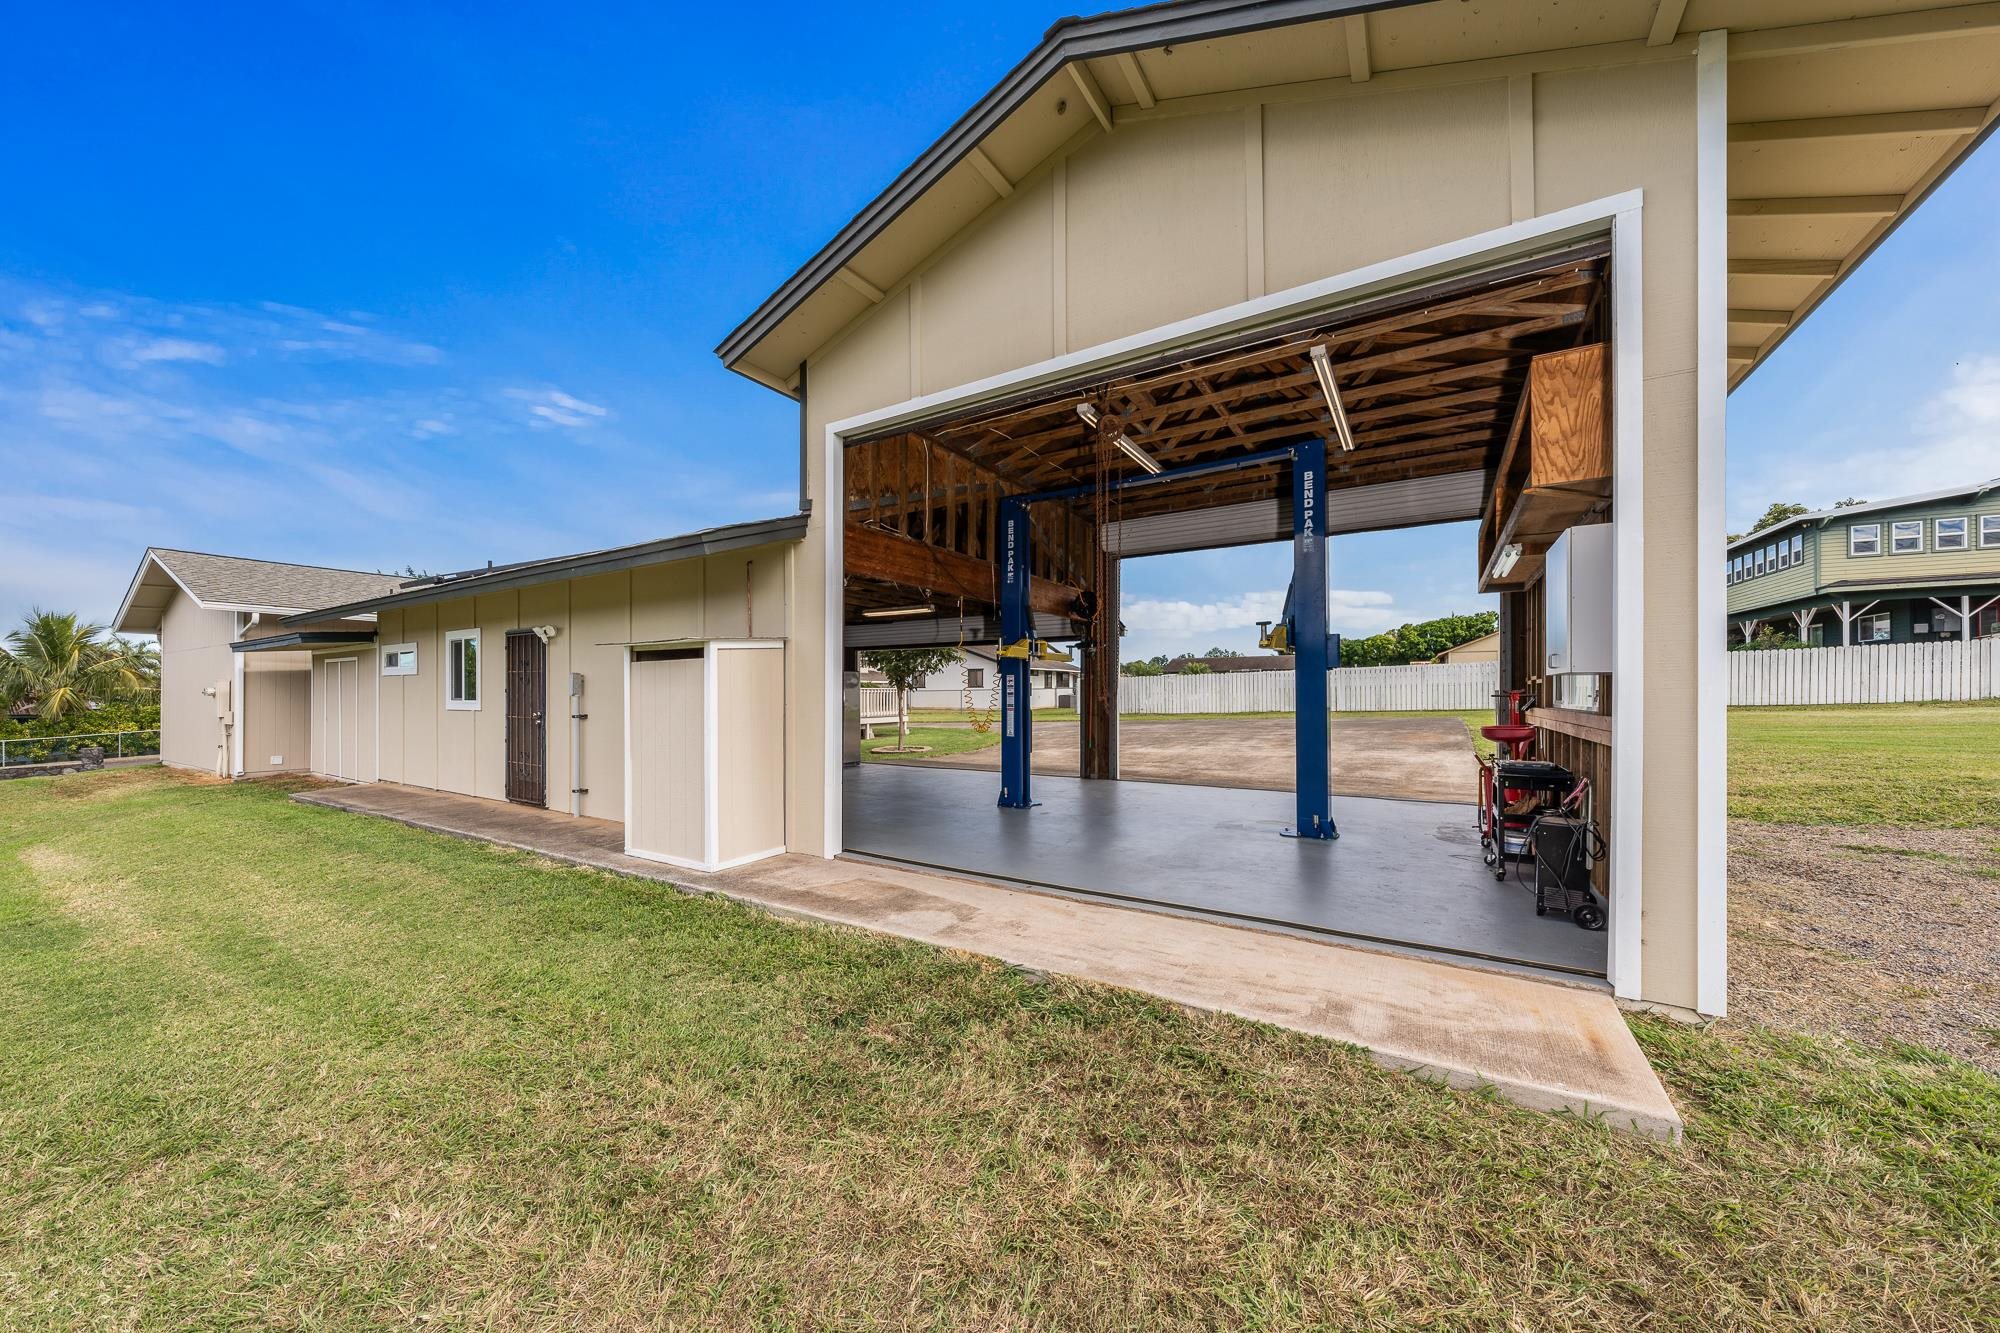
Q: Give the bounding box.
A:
[1544,523,1615,676]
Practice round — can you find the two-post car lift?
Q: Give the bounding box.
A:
[995,437,1340,840]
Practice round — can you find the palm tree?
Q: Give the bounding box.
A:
[0,610,160,722]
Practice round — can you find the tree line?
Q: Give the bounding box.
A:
[0,610,160,731]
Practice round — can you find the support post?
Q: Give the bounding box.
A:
[1287,439,1337,840]
[1081,557,1119,779]
[997,497,1034,808]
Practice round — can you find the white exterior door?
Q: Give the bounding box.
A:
[320,656,360,781]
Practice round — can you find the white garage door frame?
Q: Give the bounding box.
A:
[821,190,1652,1000]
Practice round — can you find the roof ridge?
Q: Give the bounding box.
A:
[149,547,407,582]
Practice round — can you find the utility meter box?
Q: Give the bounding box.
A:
[1544,523,1614,676]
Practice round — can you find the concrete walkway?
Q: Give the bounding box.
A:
[293,782,1680,1139]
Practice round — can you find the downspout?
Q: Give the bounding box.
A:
[230,613,256,778]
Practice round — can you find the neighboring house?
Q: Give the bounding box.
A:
[112,3,2000,1025]
[908,646,1078,710]
[112,550,404,778]
[1162,654,1292,675]
[1726,480,2000,646]
[1433,631,1502,663]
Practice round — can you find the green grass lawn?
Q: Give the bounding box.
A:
[1,769,1996,1328]
[862,724,1002,760]
[1729,700,2000,826]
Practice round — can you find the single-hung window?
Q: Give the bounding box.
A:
[1849,523,1881,556]
[1753,549,1765,576]
[1891,520,1923,554]
[1791,534,1804,566]
[1983,514,2000,548]
[381,642,417,676]
[445,629,480,709]
[1777,541,1790,570]
[1935,516,1968,551]
[1765,544,1778,573]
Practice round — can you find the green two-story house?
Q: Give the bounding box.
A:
[1726,480,2000,647]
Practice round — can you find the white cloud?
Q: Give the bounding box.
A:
[507,385,611,429]
[1734,355,2000,525]
[127,337,227,365]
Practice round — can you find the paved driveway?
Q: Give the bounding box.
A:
[894,715,1479,803]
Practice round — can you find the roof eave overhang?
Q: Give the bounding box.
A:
[713,0,1423,379]
[285,514,811,624]
[1732,113,2000,392]
[232,631,377,653]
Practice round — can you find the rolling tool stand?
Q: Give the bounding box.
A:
[1480,758,1575,876]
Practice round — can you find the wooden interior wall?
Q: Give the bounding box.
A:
[845,434,1097,605]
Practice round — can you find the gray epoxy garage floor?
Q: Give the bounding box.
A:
[844,764,1608,978]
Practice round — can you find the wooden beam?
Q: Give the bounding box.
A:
[1115,52,1155,109]
[965,146,1014,198]
[845,522,1080,618]
[1647,0,1689,48]
[1727,258,1841,277]
[834,266,886,303]
[1728,195,1901,218]
[1729,107,1987,144]
[1731,3,2000,59]
[1067,62,1114,132]
[1345,14,1372,81]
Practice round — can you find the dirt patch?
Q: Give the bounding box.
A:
[904,716,1478,803]
[1728,820,2000,1069]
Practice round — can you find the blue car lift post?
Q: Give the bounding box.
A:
[996,437,1338,840]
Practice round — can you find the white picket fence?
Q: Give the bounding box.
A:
[1729,638,2000,706]
[1118,662,1500,714]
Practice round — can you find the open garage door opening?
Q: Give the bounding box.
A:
[839,243,1617,982]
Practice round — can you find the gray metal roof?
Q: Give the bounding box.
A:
[286,513,810,623]
[1729,477,2000,552]
[713,0,1405,376]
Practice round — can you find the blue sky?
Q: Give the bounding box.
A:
[5,4,1996,663]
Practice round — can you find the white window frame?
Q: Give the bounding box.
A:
[1934,516,1968,551]
[1982,514,2000,548]
[445,628,481,710]
[380,641,417,676]
[1858,612,1892,643]
[1849,523,1881,557]
[1790,533,1803,567]
[1776,540,1790,570]
[1765,543,1777,573]
[1890,519,1924,555]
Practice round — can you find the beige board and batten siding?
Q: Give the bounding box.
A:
[157,591,236,774]
[237,620,314,775]
[373,542,793,822]
[797,55,1707,1007]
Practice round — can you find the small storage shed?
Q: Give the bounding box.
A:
[626,639,788,871]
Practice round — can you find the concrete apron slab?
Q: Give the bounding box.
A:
[293,783,1681,1140]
